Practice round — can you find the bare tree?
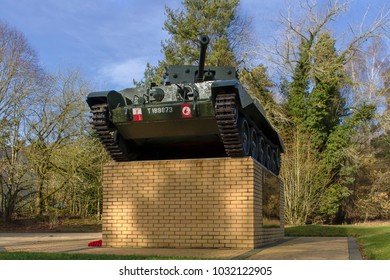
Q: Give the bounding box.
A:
[0,21,43,221]
[345,38,389,111]
[0,21,42,125]
[261,0,389,80]
[1,21,109,222]
[25,70,91,216]
[342,38,390,221]
[0,109,35,222]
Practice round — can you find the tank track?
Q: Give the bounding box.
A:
[90,103,129,162]
[215,93,244,156]
[215,93,280,174]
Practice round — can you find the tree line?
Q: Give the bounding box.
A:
[1,0,389,224]
[136,0,389,224]
[0,21,110,223]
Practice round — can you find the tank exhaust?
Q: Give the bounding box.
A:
[197,35,210,82]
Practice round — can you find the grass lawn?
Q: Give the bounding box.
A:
[0,252,200,260]
[286,224,390,260]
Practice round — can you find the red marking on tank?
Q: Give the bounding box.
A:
[133,108,143,121]
[181,104,192,118]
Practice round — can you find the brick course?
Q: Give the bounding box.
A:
[102,157,284,249]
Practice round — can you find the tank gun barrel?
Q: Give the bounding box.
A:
[197,35,210,82]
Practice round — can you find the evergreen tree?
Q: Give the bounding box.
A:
[285,38,312,124]
[239,65,280,124]
[281,31,376,223]
[239,65,273,107]
[305,33,346,151]
[163,0,238,66]
[135,0,241,87]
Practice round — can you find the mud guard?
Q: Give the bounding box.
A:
[86,90,127,110]
[211,80,253,108]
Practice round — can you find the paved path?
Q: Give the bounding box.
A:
[0,233,362,260]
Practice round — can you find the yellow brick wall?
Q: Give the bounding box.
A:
[102,157,284,249]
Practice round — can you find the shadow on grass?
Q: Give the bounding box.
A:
[285,225,349,237]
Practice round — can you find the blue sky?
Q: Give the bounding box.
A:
[1,0,388,90]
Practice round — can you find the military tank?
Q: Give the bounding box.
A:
[87,35,284,175]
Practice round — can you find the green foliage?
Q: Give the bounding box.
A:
[163,0,238,65]
[239,65,275,109]
[207,36,236,66]
[323,103,375,171]
[46,135,109,218]
[240,65,273,104]
[318,184,351,217]
[238,64,289,129]
[135,0,241,86]
[289,33,348,150]
[281,31,378,224]
[285,38,311,123]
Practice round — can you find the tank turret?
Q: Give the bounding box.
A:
[87,35,284,174]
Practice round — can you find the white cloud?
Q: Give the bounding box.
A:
[97,57,149,89]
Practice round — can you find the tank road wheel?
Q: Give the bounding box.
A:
[249,127,258,159]
[258,136,266,165]
[275,148,281,175]
[270,149,277,173]
[265,144,272,169]
[90,103,135,162]
[238,117,250,156]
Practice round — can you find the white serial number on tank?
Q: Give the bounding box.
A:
[147,107,173,114]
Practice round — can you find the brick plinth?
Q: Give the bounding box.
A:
[102,157,284,249]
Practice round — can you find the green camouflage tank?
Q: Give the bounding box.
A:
[87,35,284,175]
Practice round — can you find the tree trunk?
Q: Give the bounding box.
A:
[36,179,45,216]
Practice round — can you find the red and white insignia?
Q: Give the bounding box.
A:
[132,108,143,121]
[181,104,192,118]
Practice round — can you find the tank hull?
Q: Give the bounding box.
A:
[112,100,218,140]
[108,100,227,160]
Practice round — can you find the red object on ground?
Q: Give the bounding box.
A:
[88,240,102,247]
